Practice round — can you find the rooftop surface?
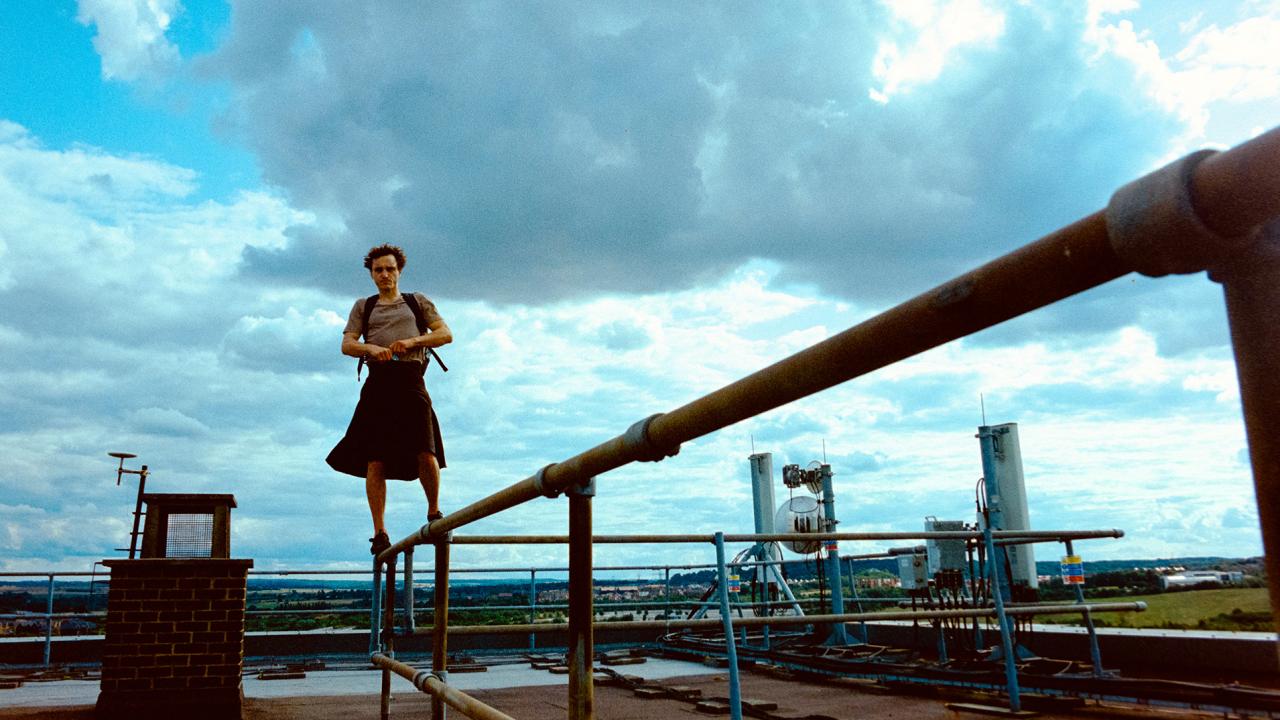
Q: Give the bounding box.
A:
[0,664,1243,720]
[4,653,1266,720]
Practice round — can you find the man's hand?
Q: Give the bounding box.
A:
[365,344,394,362]
[389,338,416,355]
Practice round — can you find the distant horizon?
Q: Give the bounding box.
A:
[1,552,1264,587]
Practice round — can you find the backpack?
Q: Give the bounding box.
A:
[356,293,449,380]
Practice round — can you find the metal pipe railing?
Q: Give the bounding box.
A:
[567,481,595,720]
[1214,218,1280,636]
[444,529,1123,545]
[403,601,1146,636]
[432,536,450,720]
[713,532,743,720]
[372,651,516,720]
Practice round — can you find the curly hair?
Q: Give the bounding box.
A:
[363,243,407,270]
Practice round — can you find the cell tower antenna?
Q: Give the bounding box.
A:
[980,394,987,426]
[751,434,755,454]
[822,439,827,463]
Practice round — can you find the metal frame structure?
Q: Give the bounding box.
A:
[367,127,1280,719]
[375,529,1135,719]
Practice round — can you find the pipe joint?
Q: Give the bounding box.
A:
[532,464,562,499]
[1106,149,1256,277]
[623,413,681,462]
[1208,217,1280,283]
[567,477,596,497]
[411,669,446,690]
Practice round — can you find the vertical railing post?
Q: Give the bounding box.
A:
[819,466,848,645]
[43,575,54,668]
[983,524,1022,712]
[369,560,384,655]
[382,555,397,720]
[714,532,744,720]
[568,479,597,720]
[433,534,452,720]
[1064,540,1104,676]
[528,569,538,651]
[404,547,416,635]
[1213,223,1280,640]
[664,567,671,619]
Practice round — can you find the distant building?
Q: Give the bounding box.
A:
[855,576,900,589]
[1159,570,1244,590]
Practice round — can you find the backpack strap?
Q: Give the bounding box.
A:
[402,293,449,373]
[357,293,449,380]
[356,295,379,380]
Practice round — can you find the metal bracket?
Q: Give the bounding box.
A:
[623,413,681,462]
[532,464,562,498]
[567,477,597,497]
[411,669,447,690]
[1106,149,1255,277]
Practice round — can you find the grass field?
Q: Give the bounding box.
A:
[1041,587,1273,630]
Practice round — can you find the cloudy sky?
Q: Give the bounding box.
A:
[1,1,1277,578]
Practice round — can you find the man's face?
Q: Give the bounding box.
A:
[370,254,400,291]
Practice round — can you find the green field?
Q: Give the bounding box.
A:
[1041,588,1273,631]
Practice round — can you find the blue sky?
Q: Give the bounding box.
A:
[1,1,1277,576]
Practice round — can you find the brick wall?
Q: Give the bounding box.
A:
[97,558,253,720]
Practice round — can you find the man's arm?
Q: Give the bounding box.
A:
[342,331,393,361]
[389,318,452,355]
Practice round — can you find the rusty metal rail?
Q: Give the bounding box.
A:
[371,651,516,720]
[371,126,1280,720]
[445,529,1123,545]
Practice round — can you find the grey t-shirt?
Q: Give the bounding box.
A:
[344,292,442,364]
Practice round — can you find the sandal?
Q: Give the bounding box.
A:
[369,531,391,556]
[427,510,445,522]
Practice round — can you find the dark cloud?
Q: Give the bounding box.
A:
[209,3,1183,306]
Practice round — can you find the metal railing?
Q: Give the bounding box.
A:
[0,555,969,666]
[367,126,1280,720]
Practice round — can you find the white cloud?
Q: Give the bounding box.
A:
[1085,1,1280,142]
[1175,15,1280,103]
[871,0,1007,102]
[76,0,182,82]
[0,122,308,304]
[221,307,346,373]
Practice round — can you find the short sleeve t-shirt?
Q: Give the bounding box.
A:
[344,292,442,364]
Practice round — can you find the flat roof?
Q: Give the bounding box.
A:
[0,664,1226,720]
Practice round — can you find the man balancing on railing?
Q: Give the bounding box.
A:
[327,243,453,556]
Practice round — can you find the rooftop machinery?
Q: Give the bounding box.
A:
[732,422,1040,650]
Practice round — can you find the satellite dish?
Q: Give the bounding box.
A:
[773,496,824,554]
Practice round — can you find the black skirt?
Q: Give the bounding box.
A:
[326,362,446,480]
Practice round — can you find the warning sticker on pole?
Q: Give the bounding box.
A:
[727,574,741,593]
[1060,555,1085,585]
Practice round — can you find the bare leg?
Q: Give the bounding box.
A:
[418,451,441,516]
[366,461,387,534]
